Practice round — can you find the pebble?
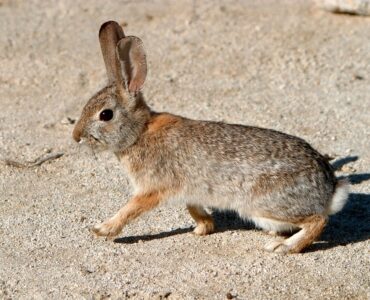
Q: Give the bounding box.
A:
[60,117,76,125]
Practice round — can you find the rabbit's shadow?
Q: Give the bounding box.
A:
[115,156,370,251]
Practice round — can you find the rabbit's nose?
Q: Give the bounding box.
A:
[72,123,83,143]
[73,131,81,143]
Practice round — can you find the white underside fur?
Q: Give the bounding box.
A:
[250,217,299,233]
[328,179,350,215]
[147,177,349,233]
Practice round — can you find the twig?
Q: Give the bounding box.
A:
[31,152,64,166]
[1,160,26,168]
[1,152,64,168]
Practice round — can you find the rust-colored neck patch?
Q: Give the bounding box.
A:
[146,113,182,133]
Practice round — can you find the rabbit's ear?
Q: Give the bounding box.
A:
[99,21,125,85]
[116,36,147,94]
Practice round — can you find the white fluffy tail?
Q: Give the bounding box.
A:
[328,179,350,215]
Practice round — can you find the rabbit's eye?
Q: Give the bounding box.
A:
[99,109,113,121]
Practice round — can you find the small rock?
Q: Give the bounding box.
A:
[226,292,234,299]
[60,117,75,125]
[43,123,55,129]
[146,14,154,21]
[81,265,95,275]
[354,74,365,80]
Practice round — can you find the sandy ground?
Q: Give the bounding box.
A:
[0,0,369,299]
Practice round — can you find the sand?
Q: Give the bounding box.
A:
[0,0,369,299]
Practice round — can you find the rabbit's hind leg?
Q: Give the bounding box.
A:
[187,205,215,236]
[265,215,327,254]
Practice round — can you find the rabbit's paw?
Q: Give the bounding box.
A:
[92,218,123,238]
[193,221,214,236]
[267,230,278,236]
[265,239,290,254]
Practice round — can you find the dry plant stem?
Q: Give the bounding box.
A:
[1,152,64,168]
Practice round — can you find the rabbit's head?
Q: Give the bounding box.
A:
[73,21,150,152]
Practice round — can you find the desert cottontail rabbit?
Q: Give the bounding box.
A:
[73,21,349,254]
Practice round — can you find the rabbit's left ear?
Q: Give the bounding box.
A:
[99,21,125,85]
[116,36,147,94]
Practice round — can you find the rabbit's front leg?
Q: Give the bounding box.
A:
[187,205,215,236]
[92,191,163,238]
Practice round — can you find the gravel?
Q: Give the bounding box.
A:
[0,0,369,299]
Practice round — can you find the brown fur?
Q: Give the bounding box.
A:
[92,190,165,237]
[99,21,125,84]
[256,209,319,224]
[119,191,164,222]
[251,171,299,198]
[117,113,185,182]
[72,85,115,143]
[72,121,84,143]
[262,213,328,253]
[289,215,327,253]
[147,113,182,133]
[187,205,215,235]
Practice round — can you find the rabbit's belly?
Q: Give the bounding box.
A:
[172,180,255,211]
[167,171,330,220]
[249,217,299,232]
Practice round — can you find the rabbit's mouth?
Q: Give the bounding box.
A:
[91,135,100,143]
[85,134,107,149]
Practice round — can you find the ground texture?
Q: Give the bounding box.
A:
[0,0,369,299]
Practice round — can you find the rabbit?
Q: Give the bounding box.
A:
[72,20,349,254]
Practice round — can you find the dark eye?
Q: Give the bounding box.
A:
[99,109,113,121]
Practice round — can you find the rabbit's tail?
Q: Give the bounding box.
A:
[327,179,350,215]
